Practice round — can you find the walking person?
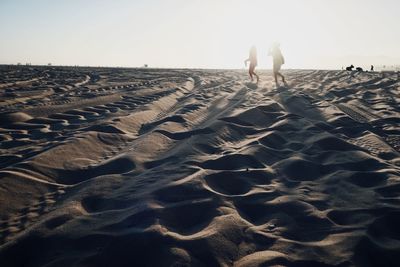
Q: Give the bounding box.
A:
[244,46,259,83]
[268,43,286,86]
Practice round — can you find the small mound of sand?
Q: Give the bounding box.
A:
[0,112,33,124]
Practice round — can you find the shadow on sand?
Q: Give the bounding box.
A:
[275,83,326,122]
[245,82,258,90]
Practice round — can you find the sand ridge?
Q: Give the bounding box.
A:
[0,66,400,266]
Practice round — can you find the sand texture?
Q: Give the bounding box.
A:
[0,66,400,266]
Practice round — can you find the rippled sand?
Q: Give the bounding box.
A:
[0,66,399,266]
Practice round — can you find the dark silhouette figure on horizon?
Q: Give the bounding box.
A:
[346,65,354,71]
[371,65,374,71]
[356,67,363,72]
[268,43,286,86]
[244,46,259,83]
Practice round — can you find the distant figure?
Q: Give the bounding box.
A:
[244,46,259,83]
[356,67,363,72]
[371,65,374,71]
[268,43,286,85]
[346,65,354,71]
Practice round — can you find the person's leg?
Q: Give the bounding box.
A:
[248,69,253,81]
[253,70,259,83]
[274,71,278,85]
[278,72,286,83]
[273,64,279,86]
[249,65,256,81]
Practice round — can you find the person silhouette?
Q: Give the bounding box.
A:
[244,46,259,83]
[268,43,286,86]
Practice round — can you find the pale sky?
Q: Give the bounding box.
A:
[0,0,399,69]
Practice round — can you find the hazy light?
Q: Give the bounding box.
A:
[0,0,399,69]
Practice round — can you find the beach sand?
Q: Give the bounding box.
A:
[0,66,399,266]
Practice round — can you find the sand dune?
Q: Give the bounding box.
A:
[0,66,399,266]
